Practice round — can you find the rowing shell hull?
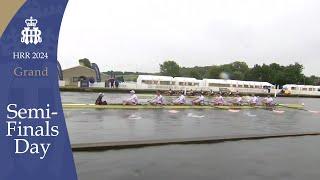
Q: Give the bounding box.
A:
[62,103,304,110]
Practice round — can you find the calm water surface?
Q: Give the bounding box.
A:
[61,92,320,180]
[61,92,320,144]
[74,136,320,180]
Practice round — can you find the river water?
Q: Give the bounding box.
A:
[61,92,320,180]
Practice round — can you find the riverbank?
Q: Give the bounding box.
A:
[60,87,320,98]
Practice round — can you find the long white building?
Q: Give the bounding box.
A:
[282,84,320,96]
[78,74,320,96]
[134,75,275,94]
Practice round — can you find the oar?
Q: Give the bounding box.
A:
[298,103,320,114]
[267,102,309,114]
[276,103,318,114]
[277,103,304,109]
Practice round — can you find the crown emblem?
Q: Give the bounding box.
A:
[25,16,38,27]
[21,16,42,45]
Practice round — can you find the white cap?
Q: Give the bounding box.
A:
[130,90,135,94]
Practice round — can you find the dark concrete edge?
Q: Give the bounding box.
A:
[72,132,320,152]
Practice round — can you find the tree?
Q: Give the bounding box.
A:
[160,60,181,77]
[189,69,201,79]
[106,60,316,86]
[305,75,320,85]
[116,76,125,82]
[284,63,304,84]
[79,58,92,68]
[207,66,221,79]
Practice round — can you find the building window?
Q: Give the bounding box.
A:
[291,87,296,90]
[179,82,185,86]
[208,83,228,87]
[72,77,79,82]
[142,80,153,84]
[160,81,171,85]
[194,83,199,86]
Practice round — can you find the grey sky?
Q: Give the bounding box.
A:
[58,0,320,76]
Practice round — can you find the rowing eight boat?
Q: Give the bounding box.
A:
[62,103,304,110]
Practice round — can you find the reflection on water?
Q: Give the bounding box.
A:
[63,92,320,180]
[128,114,142,120]
[61,92,320,144]
[244,112,257,117]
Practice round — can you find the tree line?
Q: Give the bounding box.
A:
[78,58,319,85]
[160,60,320,87]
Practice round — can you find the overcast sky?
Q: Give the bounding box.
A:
[58,0,320,76]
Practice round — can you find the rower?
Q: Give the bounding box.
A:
[173,91,186,105]
[123,90,139,105]
[212,93,224,105]
[149,91,165,105]
[249,94,259,106]
[263,95,275,107]
[233,94,243,105]
[192,93,205,105]
[95,93,107,105]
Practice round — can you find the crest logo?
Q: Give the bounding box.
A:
[21,16,42,45]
